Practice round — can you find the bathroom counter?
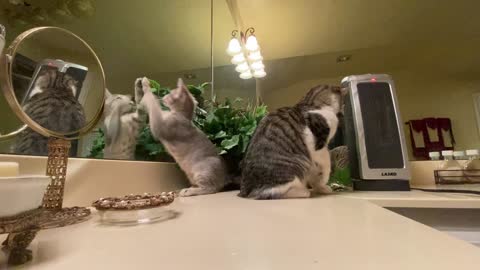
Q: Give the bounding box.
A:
[339,186,480,208]
[1,192,479,269]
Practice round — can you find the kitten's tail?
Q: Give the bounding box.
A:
[237,188,282,200]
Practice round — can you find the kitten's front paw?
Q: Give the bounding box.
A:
[135,78,143,92]
[178,187,216,197]
[141,77,151,92]
[178,188,194,197]
[316,184,333,194]
[134,78,144,103]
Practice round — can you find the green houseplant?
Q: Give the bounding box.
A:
[87,80,268,173]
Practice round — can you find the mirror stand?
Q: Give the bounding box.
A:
[43,137,71,209]
[42,137,92,227]
[0,26,104,265]
[41,137,92,225]
[1,138,91,265]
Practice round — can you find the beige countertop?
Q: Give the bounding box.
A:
[339,187,480,208]
[1,192,479,270]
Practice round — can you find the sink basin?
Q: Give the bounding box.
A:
[388,207,480,247]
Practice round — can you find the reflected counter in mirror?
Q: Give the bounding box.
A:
[0,27,105,156]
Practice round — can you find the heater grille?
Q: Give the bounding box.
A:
[357,82,404,169]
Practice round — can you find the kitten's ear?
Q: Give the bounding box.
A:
[105,89,112,99]
[177,78,185,89]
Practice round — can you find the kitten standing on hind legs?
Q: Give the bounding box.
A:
[102,78,146,160]
[140,77,226,197]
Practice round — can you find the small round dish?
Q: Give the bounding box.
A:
[92,192,176,225]
[0,175,50,217]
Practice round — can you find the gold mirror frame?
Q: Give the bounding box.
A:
[0,27,107,265]
[0,26,106,140]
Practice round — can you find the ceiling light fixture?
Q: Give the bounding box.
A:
[250,61,265,71]
[226,37,242,56]
[231,53,246,64]
[235,62,250,73]
[239,70,253,80]
[248,51,263,62]
[226,27,266,80]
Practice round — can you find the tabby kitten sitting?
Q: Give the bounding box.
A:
[140,77,226,197]
[239,85,346,199]
[14,69,85,156]
[102,78,146,160]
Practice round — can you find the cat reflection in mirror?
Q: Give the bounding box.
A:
[239,85,347,199]
[102,78,146,160]
[140,77,226,196]
[13,69,85,156]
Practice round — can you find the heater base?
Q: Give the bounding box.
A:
[353,179,410,191]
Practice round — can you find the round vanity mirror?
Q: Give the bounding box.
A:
[0,27,105,143]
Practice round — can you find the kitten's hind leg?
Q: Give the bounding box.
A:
[255,178,310,199]
[282,178,311,198]
[310,147,333,194]
[179,158,225,197]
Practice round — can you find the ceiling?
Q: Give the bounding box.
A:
[215,0,480,65]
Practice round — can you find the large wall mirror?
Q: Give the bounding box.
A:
[2,0,480,163]
[214,0,480,161]
[0,0,213,161]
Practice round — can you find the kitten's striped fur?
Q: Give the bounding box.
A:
[239,85,346,199]
[14,69,85,156]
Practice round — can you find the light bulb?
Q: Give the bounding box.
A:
[239,71,253,80]
[250,61,265,71]
[245,35,259,52]
[226,38,242,56]
[235,62,250,73]
[231,53,246,64]
[253,69,266,78]
[248,51,263,61]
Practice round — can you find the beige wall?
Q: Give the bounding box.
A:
[395,72,480,159]
[254,48,480,160]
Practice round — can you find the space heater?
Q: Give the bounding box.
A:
[342,74,410,191]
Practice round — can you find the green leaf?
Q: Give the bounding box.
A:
[214,130,228,139]
[255,105,268,119]
[233,97,243,104]
[200,82,211,89]
[246,124,257,136]
[329,167,351,186]
[149,79,161,90]
[196,107,208,116]
[188,85,203,96]
[221,135,240,150]
[241,134,250,153]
